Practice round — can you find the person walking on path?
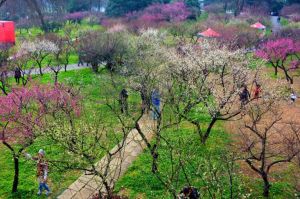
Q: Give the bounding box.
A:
[14,67,21,84]
[240,85,250,106]
[119,88,129,114]
[25,149,51,196]
[151,89,161,120]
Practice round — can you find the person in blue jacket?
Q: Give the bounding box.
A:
[151,89,160,120]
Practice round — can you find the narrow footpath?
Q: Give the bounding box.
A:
[58,115,155,199]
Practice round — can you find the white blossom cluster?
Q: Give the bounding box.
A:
[20,39,59,55]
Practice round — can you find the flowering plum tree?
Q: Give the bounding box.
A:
[0,85,79,193]
[64,11,89,23]
[140,2,191,24]
[20,39,59,76]
[163,41,255,144]
[256,38,300,84]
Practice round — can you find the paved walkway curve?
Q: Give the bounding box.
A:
[270,16,281,33]
[58,115,155,199]
[7,64,90,77]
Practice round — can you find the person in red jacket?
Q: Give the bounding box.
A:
[253,83,262,99]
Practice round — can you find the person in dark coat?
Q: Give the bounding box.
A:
[240,85,250,106]
[14,67,21,84]
[178,186,200,199]
[119,88,129,114]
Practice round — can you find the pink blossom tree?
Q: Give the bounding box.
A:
[0,85,79,193]
[142,2,190,23]
[255,38,300,84]
[126,2,191,29]
[64,11,89,23]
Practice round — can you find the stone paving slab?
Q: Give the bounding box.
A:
[58,115,155,199]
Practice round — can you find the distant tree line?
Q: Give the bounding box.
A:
[0,0,299,29]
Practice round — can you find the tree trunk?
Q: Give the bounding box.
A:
[12,156,19,193]
[54,73,58,84]
[201,117,217,144]
[274,66,278,76]
[283,69,293,84]
[262,174,270,198]
[25,0,47,31]
[0,84,8,95]
[39,64,43,76]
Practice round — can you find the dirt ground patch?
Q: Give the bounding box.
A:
[224,71,300,192]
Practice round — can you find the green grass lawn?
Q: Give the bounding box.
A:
[280,17,289,26]
[115,118,238,198]
[115,120,296,199]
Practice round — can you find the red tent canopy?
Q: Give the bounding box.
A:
[250,22,266,30]
[198,28,221,38]
[0,21,15,44]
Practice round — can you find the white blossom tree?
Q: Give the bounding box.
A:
[20,39,59,76]
[161,40,255,144]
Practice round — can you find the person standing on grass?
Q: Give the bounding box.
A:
[119,88,129,114]
[14,67,21,84]
[25,149,51,196]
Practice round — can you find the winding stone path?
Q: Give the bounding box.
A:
[57,115,155,199]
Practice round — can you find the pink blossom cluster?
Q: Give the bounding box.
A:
[0,85,80,142]
[65,12,89,22]
[255,38,300,62]
[141,2,191,23]
[124,1,190,30]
